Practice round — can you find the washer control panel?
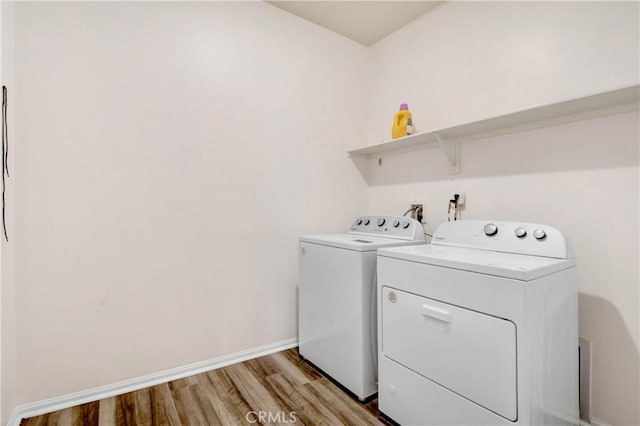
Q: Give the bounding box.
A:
[350,216,425,241]
[432,220,572,259]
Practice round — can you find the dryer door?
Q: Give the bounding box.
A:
[381,286,518,421]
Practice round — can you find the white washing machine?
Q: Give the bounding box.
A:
[299,216,426,401]
[377,220,579,425]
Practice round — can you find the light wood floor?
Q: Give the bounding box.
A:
[21,348,392,426]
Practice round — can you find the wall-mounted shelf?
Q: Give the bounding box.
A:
[348,85,639,174]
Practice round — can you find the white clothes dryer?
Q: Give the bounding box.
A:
[377,220,578,425]
[299,216,426,401]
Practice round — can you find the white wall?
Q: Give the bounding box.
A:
[364,1,639,144]
[12,1,367,405]
[1,4,3,423]
[6,1,640,424]
[1,2,17,424]
[364,2,639,425]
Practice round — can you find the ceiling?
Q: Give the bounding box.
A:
[266,1,443,46]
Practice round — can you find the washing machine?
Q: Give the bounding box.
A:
[377,220,579,425]
[299,216,426,401]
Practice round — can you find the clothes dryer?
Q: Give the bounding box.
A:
[377,220,578,425]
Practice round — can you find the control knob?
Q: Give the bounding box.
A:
[377,218,386,227]
[364,219,370,226]
[533,229,547,240]
[514,227,527,238]
[484,223,498,236]
[402,221,410,229]
[393,220,400,228]
[356,218,363,225]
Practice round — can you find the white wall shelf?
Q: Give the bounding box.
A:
[349,85,639,174]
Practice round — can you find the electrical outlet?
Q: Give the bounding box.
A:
[411,203,424,223]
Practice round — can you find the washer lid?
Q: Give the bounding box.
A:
[299,234,424,252]
[378,244,575,281]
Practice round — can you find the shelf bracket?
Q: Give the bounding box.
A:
[435,133,460,174]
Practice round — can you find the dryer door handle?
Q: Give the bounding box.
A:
[422,304,451,323]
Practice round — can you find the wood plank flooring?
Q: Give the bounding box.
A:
[21,348,393,426]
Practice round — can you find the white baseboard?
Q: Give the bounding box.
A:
[8,338,298,426]
[589,417,609,426]
[577,416,610,426]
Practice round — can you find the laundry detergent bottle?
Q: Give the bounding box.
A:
[391,103,414,139]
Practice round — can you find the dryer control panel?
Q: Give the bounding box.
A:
[431,220,572,259]
[350,216,426,242]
